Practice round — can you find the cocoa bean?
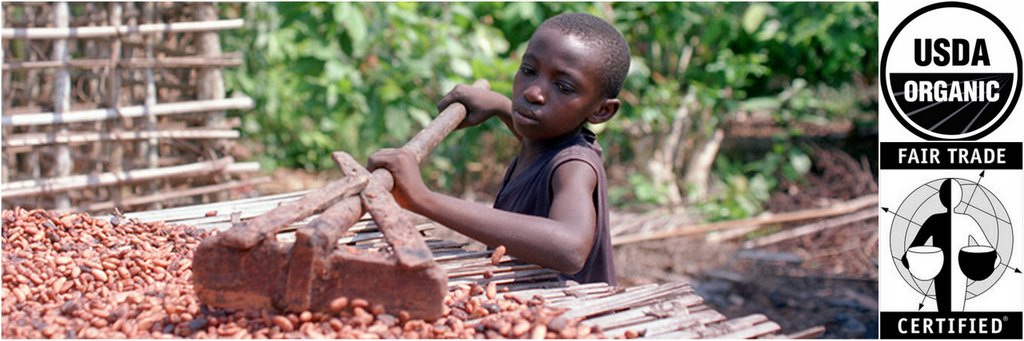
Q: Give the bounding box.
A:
[486,282,497,299]
[272,315,294,332]
[328,296,349,312]
[513,321,532,337]
[491,245,506,265]
[531,325,548,339]
[350,298,369,309]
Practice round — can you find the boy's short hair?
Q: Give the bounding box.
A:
[538,13,631,99]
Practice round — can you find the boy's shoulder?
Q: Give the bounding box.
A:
[550,130,606,175]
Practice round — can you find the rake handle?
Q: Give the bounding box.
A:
[373,78,490,190]
[217,80,489,250]
[280,80,489,310]
[308,79,489,257]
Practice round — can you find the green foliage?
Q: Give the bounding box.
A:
[219,3,877,219]
[604,2,876,218]
[220,2,521,188]
[696,143,812,222]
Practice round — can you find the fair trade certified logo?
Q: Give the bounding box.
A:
[886,175,1016,313]
[881,2,1022,141]
[879,173,1022,338]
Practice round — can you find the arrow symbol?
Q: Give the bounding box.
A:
[882,207,922,227]
[998,262,1022,274]
[965,170,984,206]
[918,280,933,311]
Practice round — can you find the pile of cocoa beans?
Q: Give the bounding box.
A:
[2,209,604,339]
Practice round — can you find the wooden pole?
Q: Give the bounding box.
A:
[51,2,72,210]
[3,129,241,149]
[23,5,42,184]
[1,97,254,126]
[2,56,243,70]
[1,157,234,198]
[107,2,126,211]
[141,2,161,209]
[195,2,230,202]
[2,19,245,40]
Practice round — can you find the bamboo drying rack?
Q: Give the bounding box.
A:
[108,190,821,339]
[2,2,262,213]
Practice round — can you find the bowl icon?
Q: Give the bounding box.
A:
[906,246,943,280]
[958,246,998,281]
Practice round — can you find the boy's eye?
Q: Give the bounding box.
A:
[555,82,575,94]
[519,66,535,75]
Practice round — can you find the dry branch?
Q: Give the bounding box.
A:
[611,194,878,245]
[742,208,878,249]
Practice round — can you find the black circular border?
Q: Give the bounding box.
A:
[880,1,1022,141]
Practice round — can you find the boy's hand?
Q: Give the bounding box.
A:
[367,148,429,210]
[437,83,512,129]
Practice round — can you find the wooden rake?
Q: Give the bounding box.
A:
[192,81,489,320]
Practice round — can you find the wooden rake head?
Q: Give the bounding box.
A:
[192,81,490,321]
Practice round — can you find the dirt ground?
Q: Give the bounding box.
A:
[613,148,879,339]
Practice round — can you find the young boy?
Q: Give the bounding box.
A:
[368,13,629,285]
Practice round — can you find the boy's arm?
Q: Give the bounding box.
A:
[437,84,521,141]
[369,149,596,273]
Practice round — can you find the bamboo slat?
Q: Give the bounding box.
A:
[115,190,311,223]
[78,176,271,213]
[603,309,724,338]
[583,294,704,330]
[709,320,780,339]
[111,190,784,339]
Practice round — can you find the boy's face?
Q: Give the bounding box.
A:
[511,27,617,141]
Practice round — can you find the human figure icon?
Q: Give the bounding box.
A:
[901,178,999,312]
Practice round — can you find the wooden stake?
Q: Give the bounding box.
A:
[51,2,72,210]
[107,2,126,216]
[141,2,160,209]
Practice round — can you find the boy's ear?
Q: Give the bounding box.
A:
[587,98,620,124]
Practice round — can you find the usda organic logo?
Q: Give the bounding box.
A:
[881,2,1021,140]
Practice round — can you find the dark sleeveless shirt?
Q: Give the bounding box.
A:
[493,128,617,286]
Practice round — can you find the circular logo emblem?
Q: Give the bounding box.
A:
[881,2,1022,140]
[889,178,1014,311]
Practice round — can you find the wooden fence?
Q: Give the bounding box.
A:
[2,2,264,213]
